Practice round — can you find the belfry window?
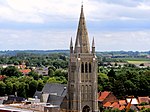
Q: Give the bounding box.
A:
[89,63,91,73]
[81,62,84,73]
[85,62,88,73]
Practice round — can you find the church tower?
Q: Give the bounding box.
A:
[68,5,99,112]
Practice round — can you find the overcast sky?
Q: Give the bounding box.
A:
[0,0,150,51]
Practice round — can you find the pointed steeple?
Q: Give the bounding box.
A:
[92,37,95,53]
[74,4,90,53]
[70,37,73,48]
[70,37,73,53]
[92,37,95,48]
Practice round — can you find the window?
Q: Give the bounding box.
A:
[85,62,88,73]
[89,63,91,73]
[81,62,84,73]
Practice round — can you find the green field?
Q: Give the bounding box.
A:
[127,60,150,64]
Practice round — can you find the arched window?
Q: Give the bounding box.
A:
[85,62,88,73]
[89,63,91,73]
[81,62,84,73]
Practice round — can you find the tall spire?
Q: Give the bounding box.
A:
[70,37,73,48]
[92,37,95,48]
[74,4,90,53]
[92,37,95,53]
[70,37,73,53]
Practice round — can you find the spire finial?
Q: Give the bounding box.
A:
[82,0,83,6]
[92,37,95,47]
[70,37,73,48]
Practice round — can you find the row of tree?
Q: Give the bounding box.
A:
[98,65,150,99]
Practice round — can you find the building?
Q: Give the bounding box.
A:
[34,83,67,111]
[68,4,99,112]
[98,91,118,105]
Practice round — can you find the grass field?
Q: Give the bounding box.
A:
[127,60,150,64]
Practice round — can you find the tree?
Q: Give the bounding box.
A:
[2,66,22,77]
[18,82,26,98]
[107,68,116,78]
[29,80,38,97]
[37,80,44,91]
[0,81,6,96]
[5,82,13,95]
[48,68,54,77]
[28,71,39,80]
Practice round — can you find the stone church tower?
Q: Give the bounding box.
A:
[68,5,99,112]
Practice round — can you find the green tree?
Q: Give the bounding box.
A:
[28,71,39,80]
[18,82,26,98]
[29,80,38,97]
[2,66,22,77]
[48,68,54,77]
[0,81,6,96]
[5,82,13,95]
[37,80,44,91]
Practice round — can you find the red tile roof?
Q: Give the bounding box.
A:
[138,97,149,104]
[98,91,110,101]
[137,105,150,110]
[119,105,125,110]
[119,100,127,105]
[103,102,112,107]
[0,75,6,80]
[110,102,120,109]
[20,69,31,75]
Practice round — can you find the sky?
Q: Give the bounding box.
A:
[0,0,150,51]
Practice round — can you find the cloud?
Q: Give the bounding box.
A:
[0,0,150,51]
[0,29,75,50]
[93,31,150,51]
[0,0,150,23]
[0,29,150,51]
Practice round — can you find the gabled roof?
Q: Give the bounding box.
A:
[20,69,31,74]
[42,83,67,97]
[137,105,150,110]
[119,100,127,105]
[138,96,149,104]
[98,91,110,101]
[110,102,119,109]
[34,91,42,99]
[103,102,112,107]
[47,95,65,106]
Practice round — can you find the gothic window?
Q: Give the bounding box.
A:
[85,85,88,100]
[82,85,84,100]
[81,62,84,73]
[89,85,92,100]
[85,62,88,73]
[89,63,91,73]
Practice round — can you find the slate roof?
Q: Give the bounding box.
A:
[47,95,65,106]
[34,83,68,107]
[34,91,42,99]
[42,83,67,97]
